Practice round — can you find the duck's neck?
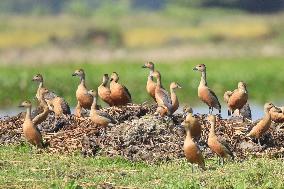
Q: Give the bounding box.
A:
[156,76,162,88]
[37,81,43,92]
[91,96,97,111]
[101,79,108,87]
[264,109,271,120]
[170,88,177,104]
[209,122,216,138]
[200,71,207,86]
[80,75,86,86]
[148,69,154,81]
[185,129,192,140]
[25,107,31,121]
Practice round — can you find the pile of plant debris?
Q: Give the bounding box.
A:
[1,103,284,163]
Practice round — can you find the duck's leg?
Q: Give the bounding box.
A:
[258,138,261,146]
[191,164,194,173]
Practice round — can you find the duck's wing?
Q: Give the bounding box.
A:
[123,85,132,101]
[208,88,221,109]
[218,136,234,159]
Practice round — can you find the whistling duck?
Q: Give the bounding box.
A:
[98,74,114,106]
[170,82,182,113]
[19,100,44,148]
[151,71,173,116]
[247,102,274,145]
[33,88,50,125]
[110,72,132,106]
[207,115,234,165]
[193,64,221,114]
[142,61,156,101]
[224,81,248,116]
[88,89,116,127]
[72,69,93,117]
[268,103,284,123]
[182,106,202,140]
[183,121,206,172]
[32,73,70,116]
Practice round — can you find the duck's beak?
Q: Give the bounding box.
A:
[18,104,24,108]
[193,67,198,71]
[72,73,77,76]
[142,65,147,68]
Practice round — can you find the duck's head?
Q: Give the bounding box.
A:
[72,69,85,77]
[32,74,43,82]
[183,105,193,114]
[88,89,97,97]
[264,102,274,112]
[110,72,119,82]
[238,81,247,90]
[18,100,32,108]
[142,61,154,70]
[170,82,182,90]
[102,74,109,82]
[193,64,206,72]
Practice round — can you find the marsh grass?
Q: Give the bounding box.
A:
[0,57,283,108]
[0,144,283,188]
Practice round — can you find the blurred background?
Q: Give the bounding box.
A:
[0,0,284,119]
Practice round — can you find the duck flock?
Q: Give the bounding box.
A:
[4,62,284,171]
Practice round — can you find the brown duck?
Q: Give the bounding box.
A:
[19,100,45,148]
[183,121,206,172]
[88,90,117,127]
[207,115,234,165]
[98,74,114,106]
[72,69,93,117]
[170,82,182,113]
[224,81,248,116]
[110,72,132,106]
[151,71,173,116]
[247,102,274,145]
[193,64,221,114]
[269,103,284,123]
[142,61,156,101]
[32,73,70,116]
[182,106,202,140]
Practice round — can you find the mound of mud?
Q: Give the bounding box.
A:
[1,104,284,163]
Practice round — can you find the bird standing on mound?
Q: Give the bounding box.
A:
[98,74,114,106]
[72,69,93,117]
[169,82,182,114]
[182,106,202,141]
[142,61,157,101]
[151,71,173,116]
[224,81,248,116]
[32,73,70,116]
[88,89,117,127]
[110,72,132,106]
[193,64,221,114]
[19,100,45,148]
[207,114,234,165]
[247,102,274,145]
[183,121,206,172]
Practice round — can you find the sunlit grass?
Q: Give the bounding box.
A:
[0,145,283,188]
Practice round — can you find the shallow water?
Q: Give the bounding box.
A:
[0,103,265,121]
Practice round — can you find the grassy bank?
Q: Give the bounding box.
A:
[0,57,283,108]
[0,145,283,188]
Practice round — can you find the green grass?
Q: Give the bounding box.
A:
[0,144,283,188]
[0,57,284,108]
